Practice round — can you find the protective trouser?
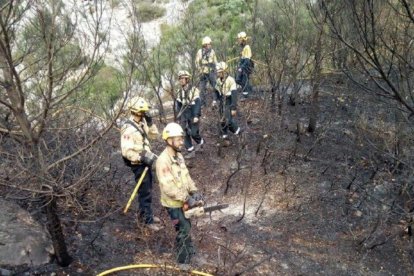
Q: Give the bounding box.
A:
[219,96,239,136]
[131,164,154,224]
[236,69,252,97]
[166,207,195,264]
[199,70,216,106]
[179,108,202,150]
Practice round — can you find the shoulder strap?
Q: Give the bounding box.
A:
[125,119,149,145]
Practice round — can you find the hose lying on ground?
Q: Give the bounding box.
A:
[97,263,214,276]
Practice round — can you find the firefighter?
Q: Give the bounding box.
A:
[195,36,218,106]
[175,70,204,158]
[155,122,204,266]
[120,97,161,231]
[213,61,241,139]
[236,31,253,99]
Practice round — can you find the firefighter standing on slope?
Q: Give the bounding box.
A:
[195,36,218,106]
[214,61,241,139]
[175,70,205,158]
[236,31,253,99]
[120,97,161,231]
[156,122,204,266]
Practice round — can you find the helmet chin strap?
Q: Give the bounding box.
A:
[167,140,182,153]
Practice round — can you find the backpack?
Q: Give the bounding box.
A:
[247,59,255,74]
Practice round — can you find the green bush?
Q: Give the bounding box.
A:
[137,3,166,22]
[81,64,123,116]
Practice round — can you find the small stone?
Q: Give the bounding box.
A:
[0,268,12,276]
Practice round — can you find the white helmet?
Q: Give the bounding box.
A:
[178,70,192,79]
[237,31,247,40]
[162,122,184,140]
[202,36,212,45]
[128,97,150,113]
[216,61,228,73]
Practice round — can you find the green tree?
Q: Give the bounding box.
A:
[0,0,116,266]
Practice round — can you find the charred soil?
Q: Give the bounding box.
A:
[14,74,414,275]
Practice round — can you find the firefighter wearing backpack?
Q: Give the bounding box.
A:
[213,61,241,139]
[235,31,253,99]
[175,70,205,158]
[120,97,161,231]
[195,36,218,106]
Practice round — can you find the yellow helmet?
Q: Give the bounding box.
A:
[178,70,191,79]
[162,122,184,140]
[128,97,150,113]
[216,61,228,73]
[202,36,212,45]
[237,31,247,40]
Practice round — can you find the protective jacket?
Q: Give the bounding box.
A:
[156,148,198,208]
[196,48,218,74]
[175,85,201,118]
[239,44,253,73]
[120,116,158,165]
[215,76,238,110]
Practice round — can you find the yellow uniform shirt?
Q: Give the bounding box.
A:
[176,85,200,105]
[241,44,252,59]
[216,76,237,97]
[196,48,218,74]
[120,117,159,164]
[156,148,198,208]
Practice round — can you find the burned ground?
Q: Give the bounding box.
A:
[13,74,413,276]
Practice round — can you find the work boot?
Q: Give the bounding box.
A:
[195,138,204,152]
[146,223,161,232]
[234,127,241,135]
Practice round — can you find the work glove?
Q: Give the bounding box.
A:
[193,117,199,123]
[190,191,204,202]
[144,114,153,126]
[140,150,157,166]
[186,196,198,208]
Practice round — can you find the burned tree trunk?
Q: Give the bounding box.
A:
[43,193,73,267]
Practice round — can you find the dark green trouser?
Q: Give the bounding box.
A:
[166,207,195,264]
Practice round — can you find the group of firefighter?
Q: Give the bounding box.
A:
[120,32,253,268]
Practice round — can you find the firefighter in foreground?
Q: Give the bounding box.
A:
[156,122,204,265]
[195,36,217,106]
[214,61,241,139]
[236,31,253,99]
[120,97,161,231]
[175,70,204,158]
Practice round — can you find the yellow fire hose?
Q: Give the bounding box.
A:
[96,264,214,276]
[123,166,148,214]
[251,58,269,67]
[226,57,268,67]
[226,57,239,63]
